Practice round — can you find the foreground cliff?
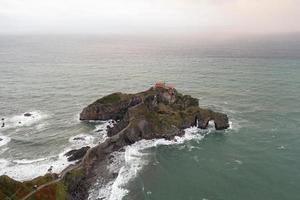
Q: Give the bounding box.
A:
[0,86,229,200]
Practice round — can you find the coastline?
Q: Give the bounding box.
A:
[0,86,230,200]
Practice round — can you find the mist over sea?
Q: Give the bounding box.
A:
[0,34,300,200]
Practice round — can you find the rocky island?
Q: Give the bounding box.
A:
[0,84,229,200]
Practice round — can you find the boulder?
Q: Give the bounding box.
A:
[64,146,90,162]
[24,113,32,117]
[73,137,85,141]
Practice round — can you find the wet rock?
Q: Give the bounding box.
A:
[24,113,32,117]
[1,118,4,128]
[80,93,142,120]
[73,137,85,141]
[65,146,90,162]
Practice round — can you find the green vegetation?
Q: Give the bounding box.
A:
[95,92,127,104]
[0,174,67,200]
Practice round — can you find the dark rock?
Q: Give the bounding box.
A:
[112,172,118,178]
[65,146,90,162]
[0,138,2,141]
[24,113,32,117]
[80,93,142,121]
[213,113,230,130]
[73,137,85,141]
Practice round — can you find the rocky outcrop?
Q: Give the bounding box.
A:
[79,93,142,121]
[65,146,91,162]
[24,113,32,117]
[80,87,229,134]
[0,86,229,200]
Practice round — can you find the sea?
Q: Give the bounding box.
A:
[0,34,300,200]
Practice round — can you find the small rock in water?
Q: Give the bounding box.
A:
[73,137,85,141]
[47,166,53,173]
[24,113,32,117]
[65,146,90,162]
[18,121,21,124]
[0,138,3,141]
[1,118,4,128]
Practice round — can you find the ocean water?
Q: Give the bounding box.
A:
[0,34,300,200]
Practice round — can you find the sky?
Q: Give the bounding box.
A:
[0,0,299,35]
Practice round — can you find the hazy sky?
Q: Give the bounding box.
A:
[0,0,299,35]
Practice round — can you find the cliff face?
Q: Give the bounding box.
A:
[0,86,229,200]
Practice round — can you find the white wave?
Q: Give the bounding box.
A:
[0,147,9,155]
[0,153,72,181]
[0,135,11,147]
[229,121,233,129]
[13,158,47,164]
[1,111,49,130]
[69,134,96,148]
[277,145,286,150]
[0,120,112,181]
[35,122,48,131]
[234,159,243,165]
[91,122,216,200]
[109,127,208,200]
[69,120,112,149]
[0,158,9,168]
[227,120,241,132]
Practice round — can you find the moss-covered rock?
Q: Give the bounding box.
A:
[81,86,229,137]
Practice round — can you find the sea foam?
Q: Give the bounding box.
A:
[0,119,111,181]
[1,111,49,130]
[0,135,11,147]
[90,121,218,200]
[0,153,72,181]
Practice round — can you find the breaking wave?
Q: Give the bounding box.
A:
[0,135,11,147]
[90,120,222,200]
[0,119,111,181]
[0,111,49,130]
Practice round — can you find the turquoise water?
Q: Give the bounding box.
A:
[0,35,300,199]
